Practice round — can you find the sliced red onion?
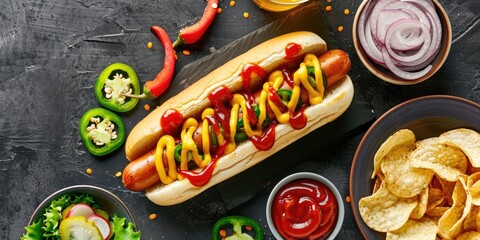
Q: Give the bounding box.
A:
[384,1,431,31]
[368,0,397,40]
[365,23,385,64]
[358,0,385,63]
[385,19,431,65]
[389,25,423,51]
[375,9,411,45]
[356,0,442,80]
[382,48,433,80]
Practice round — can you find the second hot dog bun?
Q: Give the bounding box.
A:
[145,75,354,205]
[125,31,327,161]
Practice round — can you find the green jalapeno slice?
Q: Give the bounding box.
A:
[174,143,203,163]
[235,105,270,142]
[94,63,140,112]
[307,66,328,97]
[212,216,263,240]
[79,108,126,156]
[276,89,302,109]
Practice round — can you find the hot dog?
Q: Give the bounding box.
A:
[122,31,354,206]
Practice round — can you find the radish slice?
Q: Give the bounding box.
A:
[88,214,112,240]
[357,0,443,80]
[65,203,95,219]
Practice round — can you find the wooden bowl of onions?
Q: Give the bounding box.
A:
[352,0,452,85]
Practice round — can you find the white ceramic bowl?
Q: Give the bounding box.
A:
[266,172,345,239]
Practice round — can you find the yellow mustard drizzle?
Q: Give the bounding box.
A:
[298,54,325,104]
[200,110,213,168]
[180,118,213,170]
[201,108,225,149]
[154,53,324,185]
[154,135,177,184]
[263,71,290,124]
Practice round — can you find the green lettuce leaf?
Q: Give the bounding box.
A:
[20,220,43,240]
[112,214,141,240]
[21,193,98,239]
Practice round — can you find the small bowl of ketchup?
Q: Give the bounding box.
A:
[266,172,344,240]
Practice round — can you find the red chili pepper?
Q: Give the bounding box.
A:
[172,0,219,48]
[126,26,176,99]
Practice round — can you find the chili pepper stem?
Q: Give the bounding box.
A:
[172,37,184,49]
[121,92,149,99]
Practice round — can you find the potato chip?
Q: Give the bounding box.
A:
[439,128,480,167]
[468,172,480,206]
[372,176,383,194]
[476,208,480,231]
[360,128,480,238]
[457,231,480,240]
[426,206,450,217]
[426,188,446,212]
[410,139,468,182]
[463,205,480,231]
[359,181,418,232]
[416,137,439,147]
[386,218,438,240]
[438,177,473,239]
[435,176,456,206]
[467,162,480,175]
[372,129,416,179]
[411,187,429,219]
[381,145,434,198]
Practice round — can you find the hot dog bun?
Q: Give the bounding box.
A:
[146,75,353,205]
[124,31,354,206]
[125,31,327,161]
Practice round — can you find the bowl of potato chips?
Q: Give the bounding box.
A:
[350,95,480,239]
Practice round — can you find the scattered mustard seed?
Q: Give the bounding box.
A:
[219,229,227,238]
[144,104,151,111]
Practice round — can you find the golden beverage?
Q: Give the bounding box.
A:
[252,0,309,12]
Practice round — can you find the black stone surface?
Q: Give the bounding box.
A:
[1,0,479,239]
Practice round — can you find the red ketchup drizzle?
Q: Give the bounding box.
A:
[285,43,302,61]
[242,92,258,125]
[177,140,230,187]
[160,109,184,136]
[178,161,216,187]
[250,122,277,151]
[281,67,294,88]
[267,85,288,113]
[241,63,267,92]
[205,116,222,138]
[289,106,307,130]
[272,179,338,240]
[208,87,233,139]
